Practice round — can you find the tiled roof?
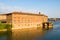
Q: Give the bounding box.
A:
[6,12,48,17]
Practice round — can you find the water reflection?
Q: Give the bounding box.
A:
[0,28,46,40]
[12,28,46,40]
[0,31,12,40]
[1,21,60,40]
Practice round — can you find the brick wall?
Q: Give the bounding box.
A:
[6,12,48,29]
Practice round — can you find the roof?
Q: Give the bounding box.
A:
[0,14,6,15]
[6,12,48,17]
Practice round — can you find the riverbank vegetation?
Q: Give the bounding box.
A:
[0,23,12,31]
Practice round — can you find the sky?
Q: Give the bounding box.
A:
[0,0,60,18]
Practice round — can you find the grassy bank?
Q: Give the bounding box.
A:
[0,23,12,31]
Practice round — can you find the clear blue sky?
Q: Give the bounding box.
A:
[0,0,60,18]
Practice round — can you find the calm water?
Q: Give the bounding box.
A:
[0,21,60,40]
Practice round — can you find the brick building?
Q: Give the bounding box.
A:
[6,12,48,29]
[0,14,6,23]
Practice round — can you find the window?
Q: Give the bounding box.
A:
[28,24,30,26]
[18,17,20,19]
[18,25,20,26]
[14,17,16,18]
[14,20,16,24]
[18,20,20,23]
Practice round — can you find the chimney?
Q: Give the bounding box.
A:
[39,12,41,14]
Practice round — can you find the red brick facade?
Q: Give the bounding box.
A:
[6,12,48,29]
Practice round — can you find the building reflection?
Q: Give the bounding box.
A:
[6,31,12,40]
[0,31,12,40]
[0,28,46,40]
[12,28,46,40]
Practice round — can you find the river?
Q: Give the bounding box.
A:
[0,21,60,40]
